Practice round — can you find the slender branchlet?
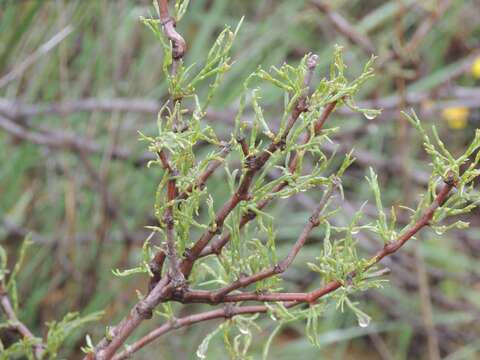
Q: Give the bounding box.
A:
[180,53,320,276]
[208,181,338,303]
[111,174,462,360]
[79,2,480,359]
[200,100,338,258]
[157,0,186,62]
[0,287,44,359]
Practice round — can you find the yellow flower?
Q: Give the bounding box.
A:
[472,57,480,79]
[442,107,469,129]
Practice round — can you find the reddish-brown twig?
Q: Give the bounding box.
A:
[200,101,337,257]
[112,176,456,359]
[91,52,320,359]
[177,142,231,200]
[157,0,186,61]
[111,305,271,360]
[88,1,185,358]
[157,150,184,286]
[0,288,44,359]
[179,54,320,277]
[91,276,173,360]
[208,181,337,302]
[148,143,231,288]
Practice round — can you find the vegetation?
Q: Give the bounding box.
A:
[1,0,479,359]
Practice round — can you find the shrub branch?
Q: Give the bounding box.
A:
[111,174,457,360]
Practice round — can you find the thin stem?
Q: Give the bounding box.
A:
[111,305,270,360]
[87,1,186,358]
[307,176,455,302]
[201,101,337,258]
[177,142,231,200]
[112,177,455,359]
[0,288,44,359]
[209,182,337,302]
[179,54,320,276]
[157,150,184,285]
[148,143,230,288]
[92,277,173,360]
[157,0,186,61]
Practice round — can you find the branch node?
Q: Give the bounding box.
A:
[210,246,222,256]
[444,171,458,187]
[273,262,286,274]
[171,286,187,301]
[169,272,186,290]
[209,221,223,235]
[163,213,174,228]
[208,292,221,304]
[237,135,249,157]
[136,301,153,320]
[182,248,194,261]
[239,192,253,202]
[275,138,287,151]
[149,260,162,275]
[160,15,175,27]
[295,98,309,114]
[244,155,257,170]
[170,317,181,329]
[308,214,320,226]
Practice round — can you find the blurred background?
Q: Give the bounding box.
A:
[1,0,480,359]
